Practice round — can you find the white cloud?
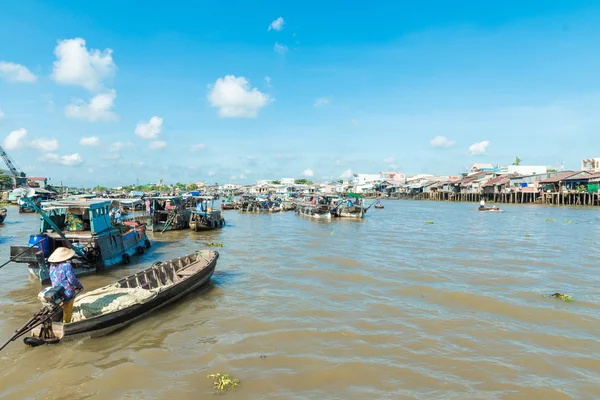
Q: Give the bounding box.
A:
[80,136,100,146]
[208,171,216,176]
[388,164,399,170]
[43,153,83,166]
[190,143,205,151]
[3,128,27,150]
[383,157,396,164]
[314,97,331,107]
[302,168,314,177]
[240,173,247,180]
[0,62,37,83]
[108,141,132,153]
[149,140,167,150]
[268,17,285,31]
[87,168,94,173]
[274,42,288,55]
[335,159,342,166]
[52,38,116,91]
[135,116,163,139]
[469,141,490,156]
[350,119,360,126]
[208,75,271,118]
[339,169,353,179]
[30,138,59,153]
[430,136,456,148]
[65,90,118,122]
[264,76,272,87]
[246,155,257,160]
[244,169,251,174]
[230,175,237,180]
[0,109,4,119]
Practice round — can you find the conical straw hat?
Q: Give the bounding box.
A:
[47,247,76,263]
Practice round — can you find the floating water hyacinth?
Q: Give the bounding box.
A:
[207,373,240,392]
[525,234,531,237]
[425,220,435,225]
[546,218,556,222]
[206,242,224,247]
[550,293,574,302]
[563,219,572,223]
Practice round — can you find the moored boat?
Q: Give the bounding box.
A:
[189,196,225,231]
[478,206,500,212]
[0,207,6,223]
[10,199,150,283]
[28,250,218,342]
[148,196,192,232]
[295,196,332,219]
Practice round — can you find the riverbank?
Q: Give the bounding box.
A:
[367,191,600,207]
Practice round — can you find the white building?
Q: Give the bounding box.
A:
[582,158,600,173]
[222,184,241,190]
[352,174,381,186]
[499,165,547,175]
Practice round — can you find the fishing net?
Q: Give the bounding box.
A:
[71,284,161,322]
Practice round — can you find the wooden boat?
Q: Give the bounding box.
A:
[296,196,331,219]
[30,250,218,340]
[221,201,235,210]
[374,204,384,209]
[478,206,500,212]
[148,196,192,232]
[0,207,6,223]
[189,196,225,231]
[10,200,150,283]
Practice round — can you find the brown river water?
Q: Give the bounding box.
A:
[0,201,599,399]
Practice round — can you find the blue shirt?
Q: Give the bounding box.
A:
[49,262,83,302]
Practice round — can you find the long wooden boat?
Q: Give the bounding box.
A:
[31,250,219,340]
[10,200,150,283]
[0,207,6,223]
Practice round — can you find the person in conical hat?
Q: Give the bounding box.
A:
[48,247,83,323]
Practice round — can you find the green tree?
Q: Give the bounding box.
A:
[512,157,521,166]
[337,179,344,184]
[187,183,199,191]
[294,179,313,185]
[0,169,12,189]
[93,185,108,192]
[271,180,281,185]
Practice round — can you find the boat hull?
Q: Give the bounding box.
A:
[0,208,6,223]
[23,230,150,284]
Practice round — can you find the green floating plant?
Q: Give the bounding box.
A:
[206,242,224,247]
[525,234,531,237]
[546,218,556,222]
[207,373,240,392]
[563,220,572,223]
[550,293,574,302]
[425,220,435,225]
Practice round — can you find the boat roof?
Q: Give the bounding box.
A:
[148,196,182,200]
[42,200,111,210]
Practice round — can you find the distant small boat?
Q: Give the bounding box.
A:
[189,196,225,231]
[374,203,384,209]
[0,207,7,223]
[478,206,500,212]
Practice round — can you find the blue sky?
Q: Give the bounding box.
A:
[1,1,599,186]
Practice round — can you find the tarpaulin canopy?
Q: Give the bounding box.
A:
[347,193,363,198]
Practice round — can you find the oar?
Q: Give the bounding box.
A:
[364,196,384,212]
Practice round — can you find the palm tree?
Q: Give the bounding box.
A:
[512,157,522,166]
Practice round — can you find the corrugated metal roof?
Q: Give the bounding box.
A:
[482,174,519,187]
[538,171,590,184]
